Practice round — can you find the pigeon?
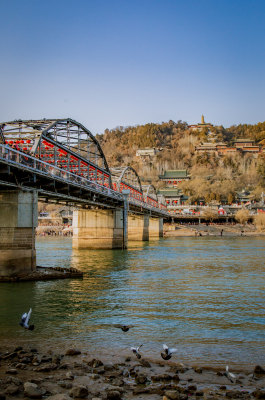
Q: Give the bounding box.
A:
[114,324,133,332]
[130,344,143,359]
[161,344,177,360]
[224,365,236,382]
[19,308,34,330]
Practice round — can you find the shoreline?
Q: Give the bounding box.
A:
[1,340,264,400]
[164,223,265,237]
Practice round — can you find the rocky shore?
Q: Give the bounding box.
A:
[1,345,264,400]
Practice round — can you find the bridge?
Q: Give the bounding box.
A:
[0,118,169,278]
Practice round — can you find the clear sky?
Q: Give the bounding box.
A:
[1,0,265,134]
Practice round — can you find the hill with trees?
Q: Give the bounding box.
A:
[96,120,265,204]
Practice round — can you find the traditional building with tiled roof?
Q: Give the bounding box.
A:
[159,169,190,187]
[157,188,188,206]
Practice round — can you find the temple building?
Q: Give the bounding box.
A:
[158,169,190,208]
[157,188,188,206]
[195,138,261,157]
[158,169,190,187]
[188,115,213,131]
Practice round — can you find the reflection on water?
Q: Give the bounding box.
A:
[0,236,264,367]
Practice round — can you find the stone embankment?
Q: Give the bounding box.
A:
[0,346,264,400]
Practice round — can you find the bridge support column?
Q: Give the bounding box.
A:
[128,214,149,241]
[149,217,163,239]
[128,215,163,241]
[0,190,38,277]
[72,208,125,249]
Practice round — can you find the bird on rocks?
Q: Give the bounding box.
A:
[161,344,177,360]
[114,324,134,332]
[19,308,34,330]
[131,344,143,359]
[224,365,236,382]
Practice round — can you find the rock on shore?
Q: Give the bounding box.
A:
[0,345,264,400]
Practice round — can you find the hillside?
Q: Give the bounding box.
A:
[96,120,265,203]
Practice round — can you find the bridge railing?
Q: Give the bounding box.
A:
[0,144,123,201]
[128,196,169,216]
[0,144,170,216]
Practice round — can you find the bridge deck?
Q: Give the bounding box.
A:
[0,144,169,218]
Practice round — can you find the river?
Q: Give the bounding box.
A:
[0,236,264,368]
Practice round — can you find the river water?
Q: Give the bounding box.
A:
[0,236,264,368]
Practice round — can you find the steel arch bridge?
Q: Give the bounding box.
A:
[0,118,169,217]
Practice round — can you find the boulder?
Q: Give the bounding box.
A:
[111,378,124,387]
[46,395,72,400]
[87,358,103,368]
[254,366,265,375]
[8,376,22,386]
[90,374,100,380]
[65,349,81,356]
[70,385,88,399]
[52,355,62,364]
[135,373,147,384]
[139,359,151,368]
[187,384,197,392]
[106,391,121,400]
[252,390,265,399]
[58,381,73,389]
[36,363,57,372]
[65,371,75,380]
[164,390,180,400]
[151,373,172,381]
[226,389,246,398]
[5,384,19,396]
[5,368,17,375]
[24,382,43,399]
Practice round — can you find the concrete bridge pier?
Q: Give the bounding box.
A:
[128,214,149,241]
[0,190,38,277]
[149,217,164,239]
[72,208,126,249]
[128,215,163,241]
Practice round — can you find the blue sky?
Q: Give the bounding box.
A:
[1,0,265,133]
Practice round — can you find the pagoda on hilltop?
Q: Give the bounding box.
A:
[188,115,213,131]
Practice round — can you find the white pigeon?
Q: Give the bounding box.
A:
[225,365,236,382]
[130,344,143,359]
[19,308,34,330]
[161,344,177,360]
